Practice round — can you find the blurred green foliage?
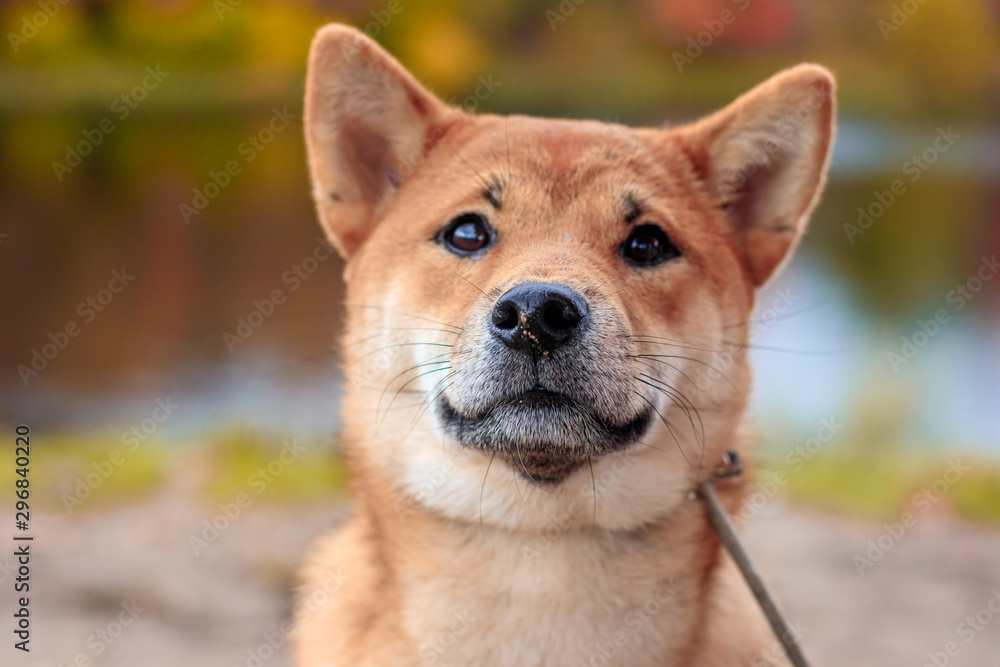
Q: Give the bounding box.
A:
[766,447,1000,523]
[1,425,346,510]
[759,376,1000,523]
[201,429,347,502]
[1,427,171,510]
[813,174,985,320]
[1,0,998,120]
[9,421,997,523]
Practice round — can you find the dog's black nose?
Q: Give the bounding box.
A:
[490,282,588,354]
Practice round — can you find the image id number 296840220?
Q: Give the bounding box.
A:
[13,424,31,653]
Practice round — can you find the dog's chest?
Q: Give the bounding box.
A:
[400,533,701,666]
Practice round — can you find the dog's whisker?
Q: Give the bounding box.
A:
[632,356,699,390]
[403,373,459,442]
[632,332,843,356]
[632,388,697,471]
[637,372,706,472]
[591,276,613,294]
[629,354,739,390]
[376,364,453,433]
[588,456,597,536]
[637,371,704,441]
[633,363,709,472]
[632,437,674,457]
[670,388,706,473]
[596,284,638,299]
[338,332,387,351]
[509,455,526,501]
[513,446,555,494]
[721,297,830,330]
[444,139,496,197]
[349,341,455,365]
[449,267,489,297]
[553,474,573,500]
[718,341,845,355]
[629,336,721,354]
[375,354,452,414]
[480,451,496,537]
[376,326,462,336]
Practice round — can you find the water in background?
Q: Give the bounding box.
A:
[2,112,997,454]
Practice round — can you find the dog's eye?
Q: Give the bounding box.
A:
[440,213,492,256]
[621,224,680,267]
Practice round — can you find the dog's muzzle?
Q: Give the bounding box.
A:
[438,282,652,484]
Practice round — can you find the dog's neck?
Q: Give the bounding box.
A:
[348,459,751,665]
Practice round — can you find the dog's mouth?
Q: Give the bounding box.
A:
[437,387,653,484]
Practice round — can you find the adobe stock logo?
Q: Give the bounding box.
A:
[62,398,179,514]
[7,0,70,53]
[52,65,169,182]
[887,255,998,372]
[179,107,297,224]
[877,0,931,41]
[922,589,1000,667]
[853,459,970,575]
[671,0,752,72]
[17,268,135,385]
[546,0,588,31]
[189,438,306,556]
[843,126,961,244]
[222,237,335,353]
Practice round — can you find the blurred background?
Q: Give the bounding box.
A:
[1,1,999,666]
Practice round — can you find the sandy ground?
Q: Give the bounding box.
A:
[5,463,1000,667]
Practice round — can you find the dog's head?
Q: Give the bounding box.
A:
[305,25,835,532]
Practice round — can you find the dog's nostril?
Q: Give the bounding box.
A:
[542,300,583,332]
[491,302,519,330]
[489,282,588,354]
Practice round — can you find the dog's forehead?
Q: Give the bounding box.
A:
[462,115,646,169]
[442,115,665,209]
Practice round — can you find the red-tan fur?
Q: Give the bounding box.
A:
[294,24,836,667]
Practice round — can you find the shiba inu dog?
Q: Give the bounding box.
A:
[294,23,835,667]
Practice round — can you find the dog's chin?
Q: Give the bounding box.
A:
[437,389,653,484]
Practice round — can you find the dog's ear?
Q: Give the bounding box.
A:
[678,64,836,287]
[304,24,457,257]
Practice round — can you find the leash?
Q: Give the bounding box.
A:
[696,450,813,667]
